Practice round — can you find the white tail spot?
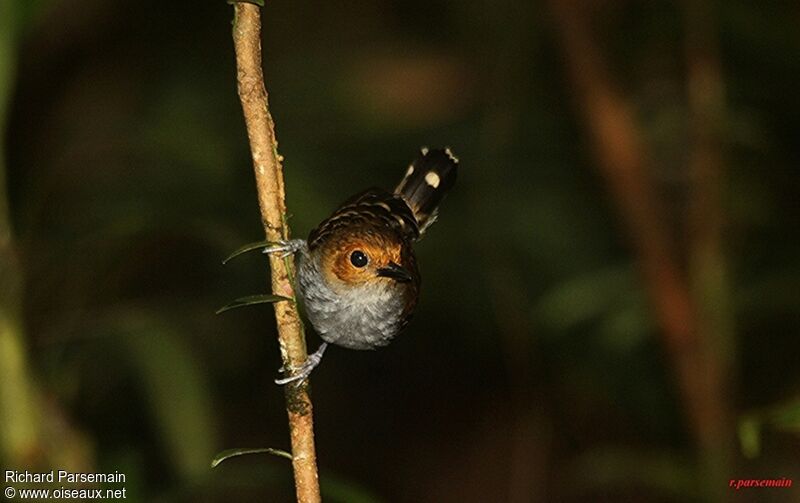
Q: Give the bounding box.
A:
[425,171,441,188]
[444,147,459,163]
[405,164,414,177]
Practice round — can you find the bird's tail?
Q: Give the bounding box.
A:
[394,147,458,235]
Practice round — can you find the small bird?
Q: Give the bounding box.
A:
[266,147,458,385]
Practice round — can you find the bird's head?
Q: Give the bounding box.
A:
[319,232,416,288]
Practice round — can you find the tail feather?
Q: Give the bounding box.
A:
[394,147,458,235]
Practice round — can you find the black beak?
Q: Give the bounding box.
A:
[376,261,413,283]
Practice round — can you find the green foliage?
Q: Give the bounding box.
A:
[85,314,217,481]
[222,240,271,264]
[739,398,800,459]
[737,414,761,459]
[534,265,637,332]
[216,294,293,314]
[211,447,292,468]
[2,0,799,500]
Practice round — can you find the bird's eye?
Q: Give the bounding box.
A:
[349,250,369,268]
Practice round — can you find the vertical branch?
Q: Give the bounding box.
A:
[231,4,321,502]
[547,1,730,493]
[0,0,43,466]
[546,0,697,357]
[684,0,734,492]
[546,0,697,354]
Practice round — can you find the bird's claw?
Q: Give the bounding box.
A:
[274,343,328,387]
[274,364,314,386]
[263,239,306,259]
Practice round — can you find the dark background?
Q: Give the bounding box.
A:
[1,0,799,501]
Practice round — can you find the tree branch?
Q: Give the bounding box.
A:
[547,3,731,488]
[0,0,44,466]
[684,0,734,494]
[231,4,321,502]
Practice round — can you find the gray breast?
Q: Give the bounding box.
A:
[296,252,406,350]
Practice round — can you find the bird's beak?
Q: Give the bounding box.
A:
[376,261,413,283]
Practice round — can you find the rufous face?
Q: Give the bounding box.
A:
[320,233,410,286]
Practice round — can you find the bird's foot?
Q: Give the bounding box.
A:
[263,239,306,258]
[275,342,328,386]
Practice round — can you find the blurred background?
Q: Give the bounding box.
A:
[1,0,799,501]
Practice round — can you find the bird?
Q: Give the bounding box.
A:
[265,147,458,385]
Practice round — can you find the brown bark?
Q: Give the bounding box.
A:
[684,0,734,493]
[547,1,731,489]
[231,4,321,502]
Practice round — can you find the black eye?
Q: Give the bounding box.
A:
[349,250,369,268]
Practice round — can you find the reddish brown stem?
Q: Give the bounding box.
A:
[231,4,321,502]
[547,1,731,485]
[684,0,734,493]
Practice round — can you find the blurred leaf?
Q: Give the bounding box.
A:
[533,265,638,333]
[216,294,292,314]
[597,289,654,352]
[98,313,217,481]
[0,2,17,127]
[737,397,800,458]
[211,447,292,468]
[222,240,271,264]
[738,414,761,459]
